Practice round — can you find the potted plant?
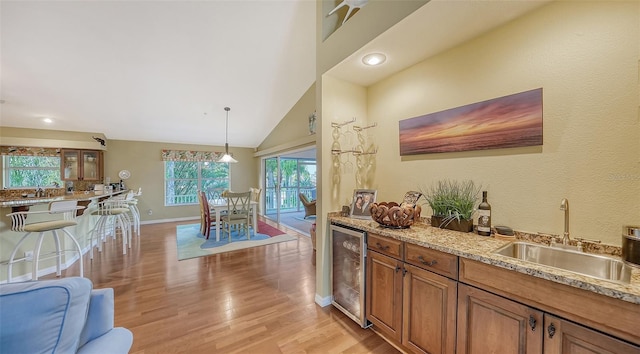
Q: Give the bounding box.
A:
[421,179,480,233]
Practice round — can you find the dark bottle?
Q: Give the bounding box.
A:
[477,191,491,236]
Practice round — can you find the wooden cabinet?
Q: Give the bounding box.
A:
[457,283,543,354]
[61,150,102,181]
[361,229,640,354]
[403,263,457,354]
[459,258,640,348]
[367,250,403,342]
[543,314,640,354]
[366,233,457,354]
[457,284,640,354]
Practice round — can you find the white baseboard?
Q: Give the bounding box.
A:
[315,294,333,307]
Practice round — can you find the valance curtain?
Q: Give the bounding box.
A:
[161,149,225,162]
[0,146,61,157]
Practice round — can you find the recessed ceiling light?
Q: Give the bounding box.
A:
[43,118,53,124]
[362,53,387,66]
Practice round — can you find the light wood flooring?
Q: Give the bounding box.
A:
[55,218,399,353]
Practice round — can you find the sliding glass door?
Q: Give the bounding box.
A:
[264,155,316,224]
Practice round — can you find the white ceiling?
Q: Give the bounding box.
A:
[0,0,551,149]
[0,0,316,148]
[328,0,551,87]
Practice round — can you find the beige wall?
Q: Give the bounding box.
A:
[315,0,640,300]
[314,0,428,302]
[367,1,639,245]
[105,139,258,222]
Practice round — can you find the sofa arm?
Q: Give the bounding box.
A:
[78,288,133,353]
[78,288,115,347]
[77,328,133,354]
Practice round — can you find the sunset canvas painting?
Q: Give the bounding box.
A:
[399,88,543,155]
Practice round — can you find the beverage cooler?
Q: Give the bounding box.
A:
[330,223,369,328]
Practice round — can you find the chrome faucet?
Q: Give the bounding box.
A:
[560,198,570,244]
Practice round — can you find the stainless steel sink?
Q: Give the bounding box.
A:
[493,242,632,284]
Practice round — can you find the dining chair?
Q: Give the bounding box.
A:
[248,187,262,229]
[221,191,252,241]
[299,193,316,219]
[197,190,217,239]
[207,188,225,204]
[249,187,262,203]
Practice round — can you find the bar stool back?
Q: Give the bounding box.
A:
[89,198,131,259]
[6,200,85,282]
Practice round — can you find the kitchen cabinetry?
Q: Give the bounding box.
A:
[459,259,640,353]
[458,284,640,354]
[544,314,640,354]
[61,150,102,181]
[457,283,543,353]
[366,233,457,354]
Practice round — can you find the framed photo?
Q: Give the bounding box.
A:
[349,189,377,219]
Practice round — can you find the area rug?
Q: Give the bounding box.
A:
[176,220,297,260]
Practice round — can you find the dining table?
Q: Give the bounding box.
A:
[208,199,259,242]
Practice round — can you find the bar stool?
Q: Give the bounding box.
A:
[5,200,85,282]
[88,198,132,259]
[123,191,141,237]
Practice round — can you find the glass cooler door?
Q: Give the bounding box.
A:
[330,224,367,327]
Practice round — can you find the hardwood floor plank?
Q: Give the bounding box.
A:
[47,218,399,353]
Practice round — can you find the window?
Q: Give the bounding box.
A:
[4,156,62,188]
[164,161,229,206]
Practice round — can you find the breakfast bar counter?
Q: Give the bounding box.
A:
[0,189,128,209]
[0,189,130,282]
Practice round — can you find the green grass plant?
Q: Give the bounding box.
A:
[420,179,481,223]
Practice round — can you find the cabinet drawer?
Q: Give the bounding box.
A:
[368,233,403,259]
[405,243,458,279]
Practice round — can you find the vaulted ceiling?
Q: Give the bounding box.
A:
[1,0,551,149]
[0,1,316,148]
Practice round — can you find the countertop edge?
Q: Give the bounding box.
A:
[329,216,640,305]
[0,190,129,208]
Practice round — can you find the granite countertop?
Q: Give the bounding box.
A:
[0,189,128,208]
[328,215,640,305]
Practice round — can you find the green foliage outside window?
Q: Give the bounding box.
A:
[165,161,229,206]
[5,156,62,188]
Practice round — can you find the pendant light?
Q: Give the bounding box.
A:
[217,106,238,163]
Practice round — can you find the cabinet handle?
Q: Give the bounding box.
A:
[402,268,408,276]
[395,266,401,273]
[417,255,437,266]
[376,242,390,251]
[528,315,536,331]
[547,323,556,338]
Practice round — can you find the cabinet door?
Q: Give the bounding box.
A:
[61,150,80,180]
[544,314,640,354]
[81,150,100,181]
[403,264,457,354]
[366,250,403,342]
[457,284,543,354]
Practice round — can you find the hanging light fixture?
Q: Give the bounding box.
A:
[217,106,238,163]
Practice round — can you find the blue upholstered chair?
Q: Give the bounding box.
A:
[0,277,133,353]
